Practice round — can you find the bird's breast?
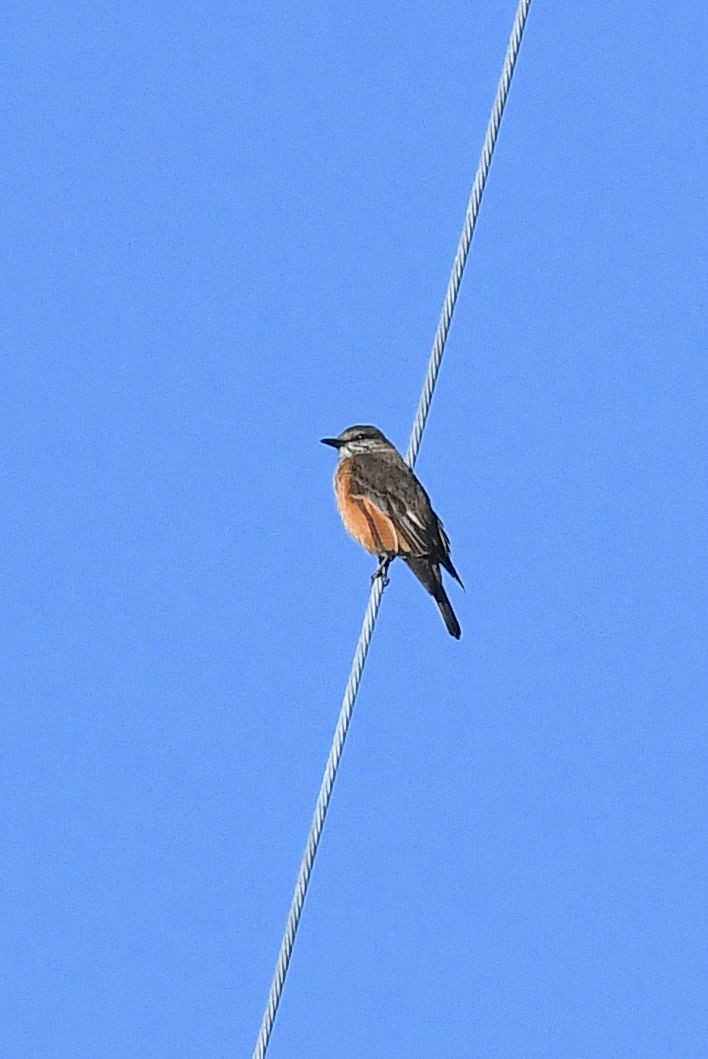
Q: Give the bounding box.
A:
[334,459,401,555]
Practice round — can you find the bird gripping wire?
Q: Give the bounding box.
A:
[252,3,532,1055]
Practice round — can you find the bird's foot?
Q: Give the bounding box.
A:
[371,555,393,588]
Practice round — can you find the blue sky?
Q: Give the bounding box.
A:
[3,2,706,1056]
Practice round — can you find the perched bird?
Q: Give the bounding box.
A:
[321,424,463,638]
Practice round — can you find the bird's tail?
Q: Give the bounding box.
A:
[404,557,461,639]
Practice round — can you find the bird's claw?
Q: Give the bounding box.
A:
[372,556,392,588]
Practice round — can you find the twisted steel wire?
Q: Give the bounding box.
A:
[252,4,532,1054]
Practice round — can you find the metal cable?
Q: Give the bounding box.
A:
[252,4,532,1055]
[407,0,532,468]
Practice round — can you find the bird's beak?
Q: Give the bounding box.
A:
[320,437,342,448]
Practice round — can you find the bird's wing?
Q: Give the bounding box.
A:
[349,454,440,558]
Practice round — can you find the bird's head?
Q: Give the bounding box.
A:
[320,424,395,458]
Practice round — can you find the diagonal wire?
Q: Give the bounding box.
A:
[406,0,532,469]
[251,3,532,1056]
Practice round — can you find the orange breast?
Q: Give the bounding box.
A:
[334,460,402,555]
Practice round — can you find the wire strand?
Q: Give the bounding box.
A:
[251,4,532,1055]
[407,0,532,468]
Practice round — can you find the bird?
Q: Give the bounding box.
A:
[321,424,463,638]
